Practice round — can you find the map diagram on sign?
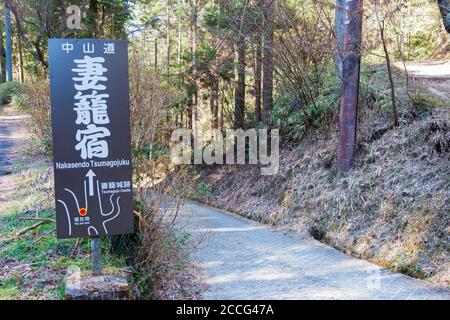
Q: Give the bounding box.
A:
[56,169,131,237]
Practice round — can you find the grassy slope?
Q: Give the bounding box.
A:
[195,66,450,287]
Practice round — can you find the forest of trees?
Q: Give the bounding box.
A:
[0,0,449,170]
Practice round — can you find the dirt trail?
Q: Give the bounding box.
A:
[182,202,450,300]
[0,106,30,210]
[394,61,450,100]
[0,106,29,174]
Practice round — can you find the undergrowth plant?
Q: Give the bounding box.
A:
[111,51,196,299]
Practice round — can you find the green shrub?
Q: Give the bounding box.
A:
[132,141,170,160]
[0,81,24,105]
[10,90,28,111]
[12,81,52,153]
[198,181,213,197]
[271,65,339,139]
[411,90,446,113]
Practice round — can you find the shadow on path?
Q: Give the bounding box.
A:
[181,202,450,300]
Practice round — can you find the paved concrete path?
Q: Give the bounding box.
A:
[393,61,450,100]
[182,202,450,300]
[394,61,450,80]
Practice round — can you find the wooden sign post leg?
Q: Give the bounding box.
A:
[91,237,102,276]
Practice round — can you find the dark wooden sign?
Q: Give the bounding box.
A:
[48,39,133,239]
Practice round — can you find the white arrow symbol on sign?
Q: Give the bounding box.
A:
[86,169,96,196]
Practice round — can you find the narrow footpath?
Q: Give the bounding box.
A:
[0,106,29,209]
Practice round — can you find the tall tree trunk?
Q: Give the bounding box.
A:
[437,0,450,34]
[154,38,158,70]
[187,96,193,131]
[17,25,24,83]
[210,78,219,130]
[234,35,246,130]
[186,0,193,131]
[177,17,182,120]
[188,0,199,134]
[220,81,225,132]
[166,1,171,77]
[338,0,363,172]
[4,6,13,82]
[0,16,4,83]
[262,0,274,128]
[177,16,182,86]
[88,0,98,38]
[335,0,345,87]
[193,2,198,70]
[59,0,66,36]
[254,30,262,125]
[177,18,182,66]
